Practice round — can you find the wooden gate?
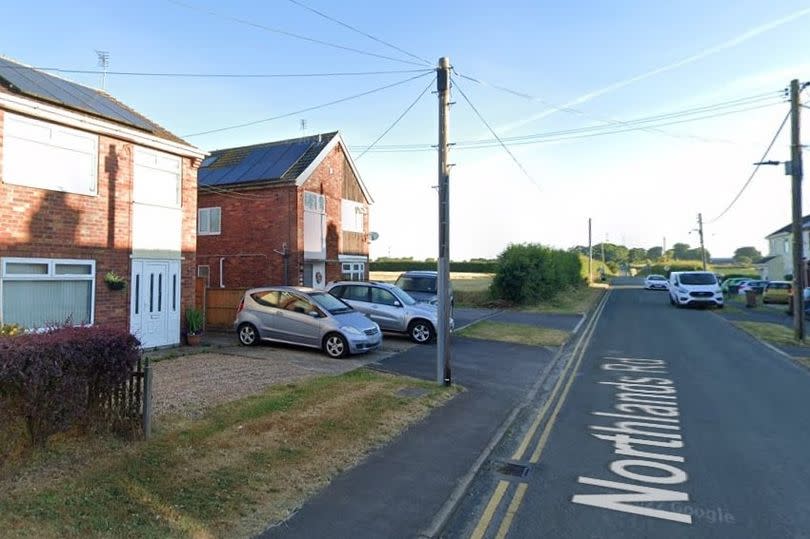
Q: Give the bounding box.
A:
[205,288,247,329]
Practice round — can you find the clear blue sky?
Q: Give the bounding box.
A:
[3,0,810,260]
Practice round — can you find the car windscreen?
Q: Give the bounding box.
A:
[769,283,790,289]
[388,286,417,305]
[395,276,437,293]
[310,292,353,314]
[679,273,717,285]
[648,275,665,280]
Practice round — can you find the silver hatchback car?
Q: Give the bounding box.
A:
[326,281,453,344]
[234,286,381,358]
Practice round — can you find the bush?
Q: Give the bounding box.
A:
[0,326,141,447]
[641,262,704,277]
[369,260,497,273]
[491,243,582,304]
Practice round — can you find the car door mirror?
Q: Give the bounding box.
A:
[308,310,321,318]
[393,300,402,307]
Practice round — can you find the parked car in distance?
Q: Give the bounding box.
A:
[738,280,769,296]
[326,280,452,343]
[721,277,750,295]
[644,274,669,290]
[762,281,792,304]
[234,286,381,358]
[394,270,454,307]
[669,271,724,308]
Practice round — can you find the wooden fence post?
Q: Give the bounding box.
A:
[142,358,153,439]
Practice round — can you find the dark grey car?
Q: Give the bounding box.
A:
[394,270,454,307]
[234,286,381,358]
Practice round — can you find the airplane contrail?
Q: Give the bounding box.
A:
[497,6,810,133]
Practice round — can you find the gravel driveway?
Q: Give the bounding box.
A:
[151,337,416,418]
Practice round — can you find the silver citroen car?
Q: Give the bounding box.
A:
[234,286,381,358]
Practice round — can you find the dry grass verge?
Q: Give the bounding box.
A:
[458,321,569,347]
[521,286,603,315]
[0,369,457,538]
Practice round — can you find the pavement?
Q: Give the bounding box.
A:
[260,309,580,538]
[443,277,810,538]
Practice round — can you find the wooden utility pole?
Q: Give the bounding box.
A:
[790,79,805,341]
[697,213,707,270]
[588,218,593,284]
[437,57,452,385]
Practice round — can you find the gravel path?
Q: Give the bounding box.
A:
[152,339,415,418]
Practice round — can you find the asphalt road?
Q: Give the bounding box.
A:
[445,277,810,538]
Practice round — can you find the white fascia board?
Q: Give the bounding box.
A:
[0,92,206,160]
[295,132,375,204]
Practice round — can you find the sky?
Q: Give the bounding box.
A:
[2,0,810,261]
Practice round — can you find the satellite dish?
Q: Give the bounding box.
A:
[370,231,380,241]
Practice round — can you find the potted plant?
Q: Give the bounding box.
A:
[104,271,126,291]
[185,308,204,346]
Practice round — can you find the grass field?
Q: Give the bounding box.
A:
[0,370,456,538]
[458,321,569,347]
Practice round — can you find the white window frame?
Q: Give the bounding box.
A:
[133,146,182,208]
[197,265,210,287]
[304,191,326,214]
[341,262,365,281]
[198,207,222,235]
[2,112,99,196]
[0,257,96,327]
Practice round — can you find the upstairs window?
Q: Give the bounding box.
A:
[2,112,98,196]
[304,191,326,213]
[198,207,221,235]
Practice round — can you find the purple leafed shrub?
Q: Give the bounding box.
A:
[0,326,141,447]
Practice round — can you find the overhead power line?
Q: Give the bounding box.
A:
[7,66,433,79]
[165,0,427,67]
[706,108,791,223]
[351,94,785,153]
[286,0,432,67]
[452,77,539,189]
[355,76,435,160]
[184,71,432,137]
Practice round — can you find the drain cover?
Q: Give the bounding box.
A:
[494,461,530,478]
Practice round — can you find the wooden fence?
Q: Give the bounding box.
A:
[205,287,248,329]
[104,356,153,438]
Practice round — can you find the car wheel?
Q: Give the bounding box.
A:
[323,333,349,358]
[717,304,724,309]
[238,323,259,346]
[669,295,675,305]
[408,319,435,344]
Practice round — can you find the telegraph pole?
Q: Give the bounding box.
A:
[790,79,805,341]
[697,213,707,270]
[437,57,452,385]
[588,218,593,284]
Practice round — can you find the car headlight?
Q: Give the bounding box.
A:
[341,326,362,336]
[677,287,687,294]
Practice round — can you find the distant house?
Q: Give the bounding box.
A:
[196,132,372,289]
[757,215,810,280]
[0,56,205,348]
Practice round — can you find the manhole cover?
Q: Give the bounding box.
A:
[494,461,530,478]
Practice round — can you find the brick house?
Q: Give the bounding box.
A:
[196,131,372,289]
[0,57,205,348]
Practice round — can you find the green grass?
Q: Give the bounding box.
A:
[732,321,809,347]
[0,369,457,539]
[521,286,603,315]
[458,320,569,347]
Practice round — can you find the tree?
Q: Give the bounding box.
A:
[646,246,663,260]
[684,248,710,261]
[672,243,690,260]
[734,246,762,262]
[736,256,753,265]
[628,248,647,263]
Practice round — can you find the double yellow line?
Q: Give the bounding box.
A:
[468,290,611,539]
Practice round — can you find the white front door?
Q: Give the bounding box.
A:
[131,259,181,348]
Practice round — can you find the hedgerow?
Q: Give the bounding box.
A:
[491,243,582,304]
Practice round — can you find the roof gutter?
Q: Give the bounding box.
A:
[0,92,206,160]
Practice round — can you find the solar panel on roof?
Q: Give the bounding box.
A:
[0,57,157,132]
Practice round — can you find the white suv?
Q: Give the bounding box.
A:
[669,271,724,308]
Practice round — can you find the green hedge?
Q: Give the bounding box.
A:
[642,262,704,277]
[369,261,497,273]
[491,243,582,304]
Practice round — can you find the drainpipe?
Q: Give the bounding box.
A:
[274,242,289,285]
[219,257,225,288]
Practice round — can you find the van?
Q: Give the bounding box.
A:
[668,271,724,308]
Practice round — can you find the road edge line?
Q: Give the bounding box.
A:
[418,288,607,538]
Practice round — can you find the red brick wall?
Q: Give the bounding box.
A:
[196,184,298,288]
[0,108,198,332]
